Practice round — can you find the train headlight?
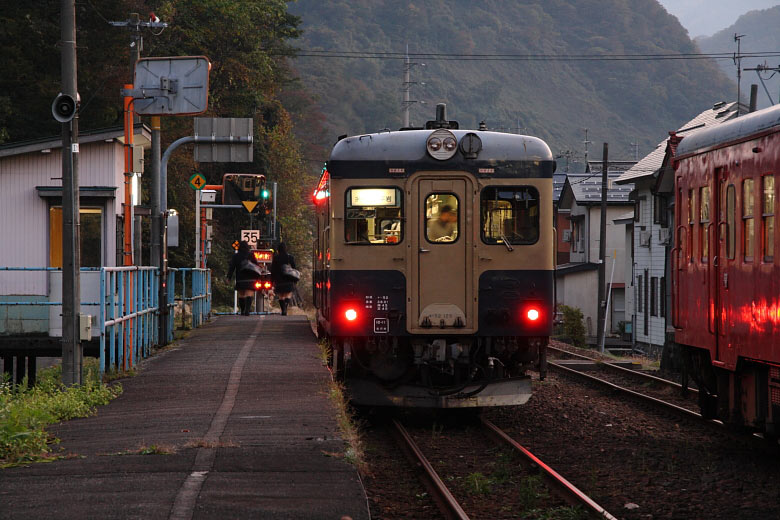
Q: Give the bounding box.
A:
[427,129,458,160]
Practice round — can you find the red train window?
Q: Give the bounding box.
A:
[743,179,755,261]
[762,175,774,262]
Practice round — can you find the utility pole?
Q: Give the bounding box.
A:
[597,143,609,352]
[583,128,591,167]
[60,0,81,385]
[734,33,745,114]
[402,45,424,127]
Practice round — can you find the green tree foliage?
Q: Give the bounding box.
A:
[288,0,735,156]
[0,1,318,307]
[558,304,587,348]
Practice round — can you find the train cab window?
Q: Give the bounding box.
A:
[480,187,539,245]
[425,193,459,243]
[727,184,736,260]
[344,187,403,245]
[700,186,710,261]
[762,175,774,262]
[743,179,755,261]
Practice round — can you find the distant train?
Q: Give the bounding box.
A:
[312,105,555,408]
[673,103,780,435]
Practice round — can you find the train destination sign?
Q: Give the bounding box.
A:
[350,188,397,207]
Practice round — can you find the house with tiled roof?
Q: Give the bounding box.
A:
[615,101,744,357]
[556,172,634,338]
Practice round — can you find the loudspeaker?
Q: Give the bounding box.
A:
[52,93,77,123]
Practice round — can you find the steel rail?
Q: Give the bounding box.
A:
[547,361,727,429]
[480,417,617,520]
[547,344,699,398]
[390,419,470,520]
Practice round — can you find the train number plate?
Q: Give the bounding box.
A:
[373,318,389,334]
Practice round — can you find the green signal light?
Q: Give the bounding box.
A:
[261,189,270,199]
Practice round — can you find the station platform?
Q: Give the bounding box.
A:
[0,315,370,520]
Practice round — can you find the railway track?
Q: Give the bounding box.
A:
[547,345,701,413]
[548,344,699,398]
[390,417,616,519]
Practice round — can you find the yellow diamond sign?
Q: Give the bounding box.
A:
[242,200,259,213]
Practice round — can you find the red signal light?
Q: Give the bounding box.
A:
[526,308,540,321]
[264,281,272,289]
[345,308,358,321]
[255,281,262,289]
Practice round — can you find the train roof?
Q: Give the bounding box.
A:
[331,129,552,162]
[328,129,554,179]
[676,103,780,158]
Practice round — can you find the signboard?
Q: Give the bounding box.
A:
[241,229,260,247]
[252,250,273,264]
[189,173,206,190]
[242,200,259,213]
[133,56,210,116]
[232,241,240,250]
[194,118,253,163]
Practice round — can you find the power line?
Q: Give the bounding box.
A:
[280,49,780,62]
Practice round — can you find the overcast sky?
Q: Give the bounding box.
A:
[656,0,779,37]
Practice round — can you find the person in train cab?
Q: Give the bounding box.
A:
[270,242,298,316]
[227,240,262,316]
[427,204,457,241]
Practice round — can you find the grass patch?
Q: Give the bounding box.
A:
[0,359,122,467]
[327,380,365,472]
[317,339,365,473]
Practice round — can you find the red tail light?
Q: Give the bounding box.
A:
[345,308,358,321]
[526,308,540,321]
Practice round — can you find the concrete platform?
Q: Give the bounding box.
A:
[0,315,370,520]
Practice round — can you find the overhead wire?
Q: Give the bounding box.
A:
[279,49,780,62]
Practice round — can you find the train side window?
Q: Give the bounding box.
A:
[700,186,710,261]
[743,178,755,261]
[425,193,459,243]
[687,189,694,263]
[344,187,403,245]
[726,185,735,260]
[480,187,539,245]
[762,175,774,262]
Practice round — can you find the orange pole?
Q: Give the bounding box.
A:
[201,207,207,268]
[203,184,223,191]
[122,85,134,368]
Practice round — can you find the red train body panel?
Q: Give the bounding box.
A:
[673,104,780,432]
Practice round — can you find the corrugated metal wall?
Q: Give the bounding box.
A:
[0,141,122,295]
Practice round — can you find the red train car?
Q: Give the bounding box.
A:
[673,104,780,435]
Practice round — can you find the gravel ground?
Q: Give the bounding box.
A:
[485,374,780,520]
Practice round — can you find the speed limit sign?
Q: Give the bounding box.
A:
[241,229,260,247]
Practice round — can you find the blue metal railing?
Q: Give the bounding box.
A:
[100,266,159,373]
[0,265,211,376]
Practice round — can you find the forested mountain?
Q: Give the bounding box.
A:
[696,6,780,110]
[288,0,735,159]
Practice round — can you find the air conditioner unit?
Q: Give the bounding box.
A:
[562,230,572,242]
[658,227,670,245]
[639,231,651,247]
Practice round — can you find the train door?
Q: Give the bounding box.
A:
[410,176,474,333]
[714,168,734,366]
